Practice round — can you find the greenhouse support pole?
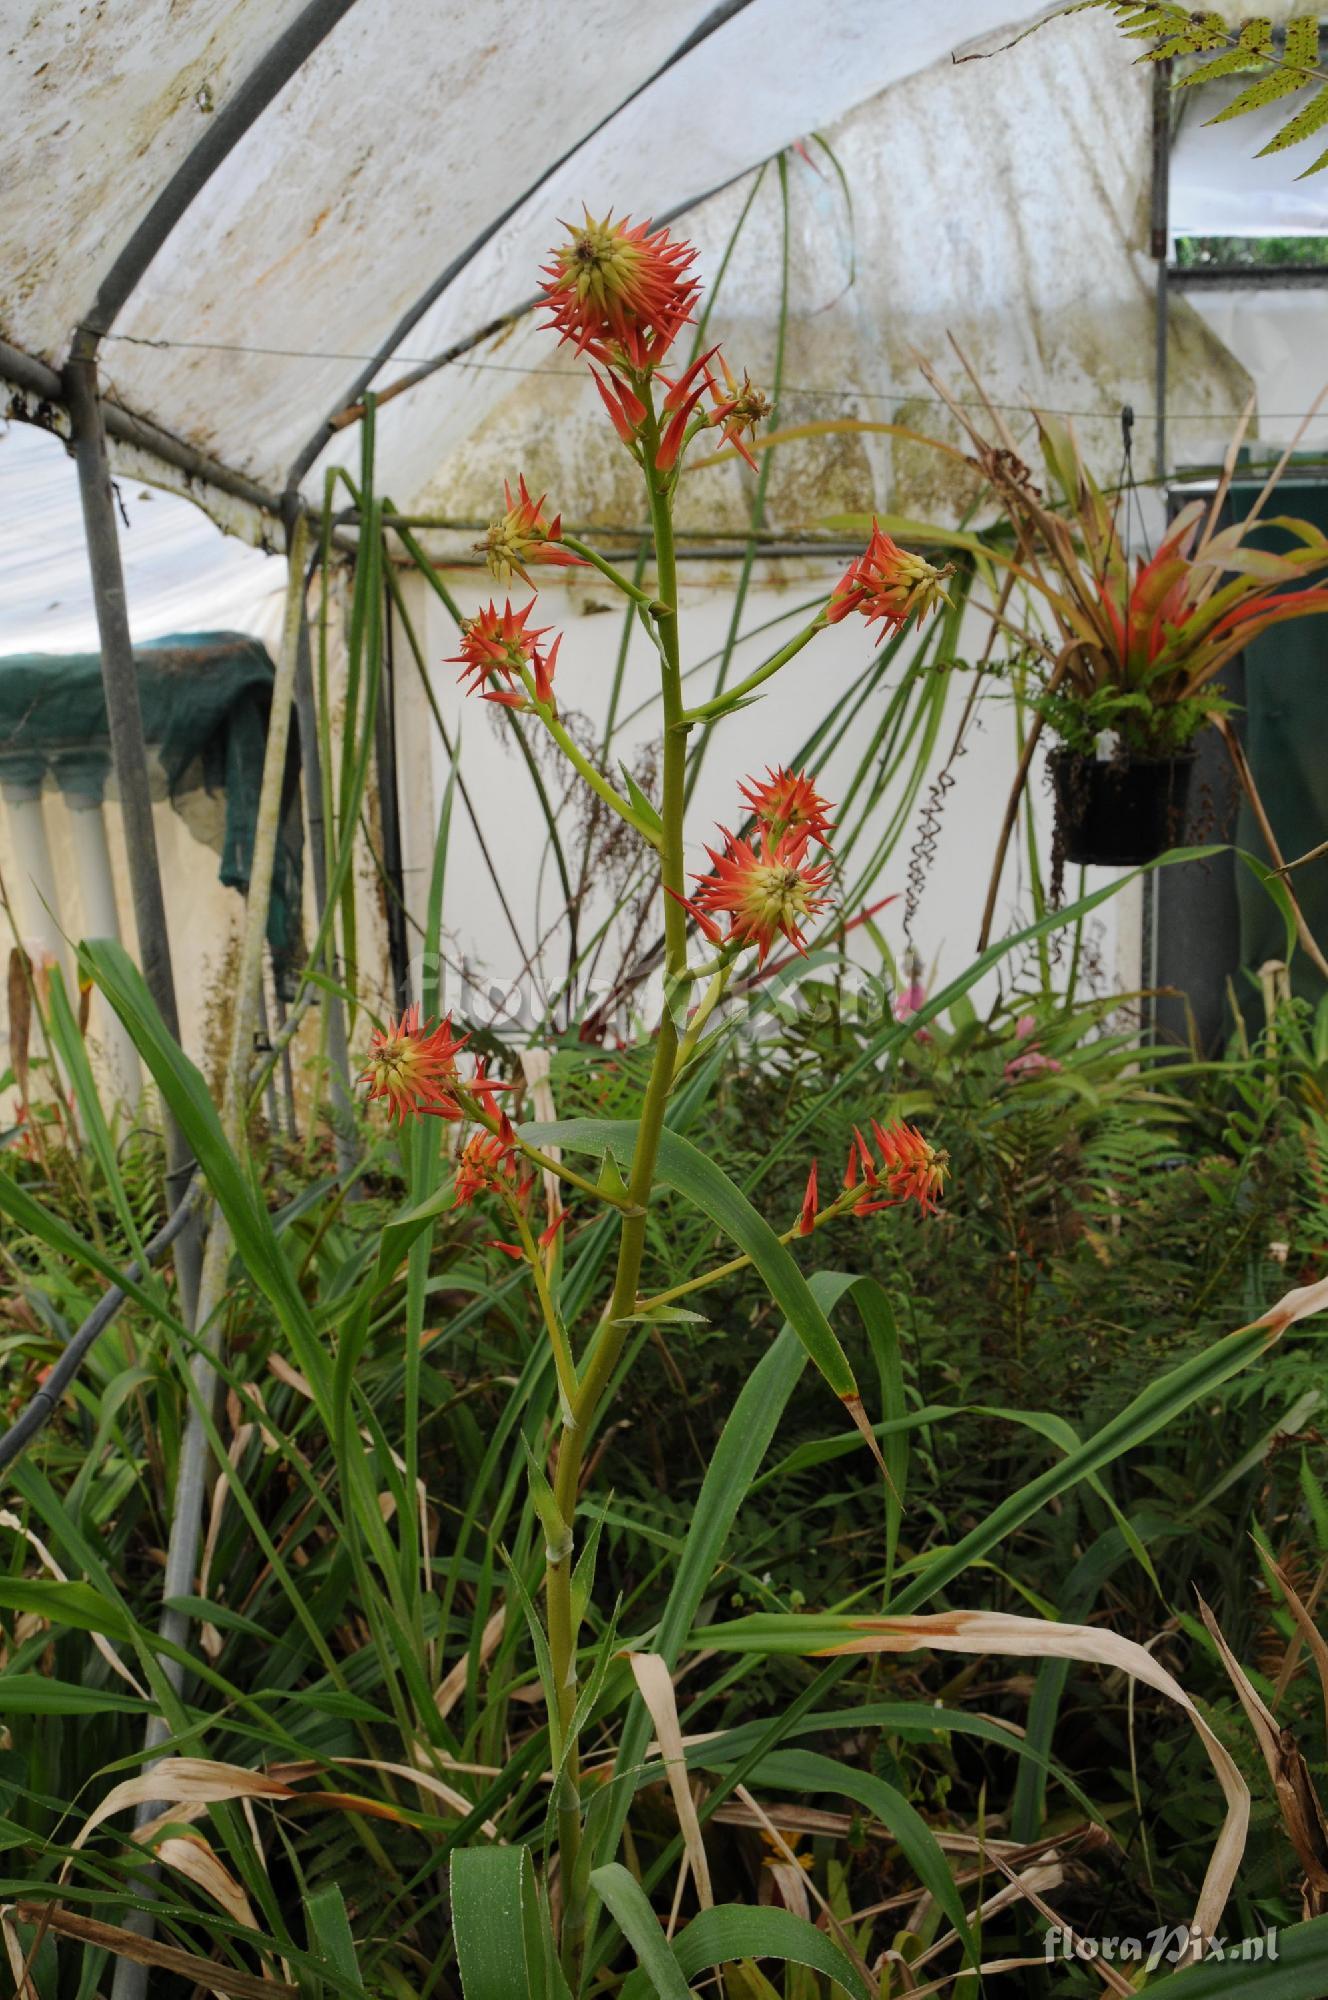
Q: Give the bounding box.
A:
[376,586,411,1008]
[64,347,201,1324]
[291,554,358,1178]
[1150,58,1172,483]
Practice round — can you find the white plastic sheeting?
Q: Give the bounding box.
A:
[3,0,1058,512]
[0,425,284,655]
[3,3,1323,523]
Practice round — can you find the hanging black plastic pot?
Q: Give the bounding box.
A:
[1049,746,1196,867]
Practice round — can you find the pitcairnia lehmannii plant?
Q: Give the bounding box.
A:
[358,208,953,1968]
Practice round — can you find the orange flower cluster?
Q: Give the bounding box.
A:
[687,828,832,966]
[540,208,700,371]
[450,598,561,710]
[475,476,588,590]
[359,1006,510,1127]
[737,766,835,851]
[452,1130,529,1209]
[829,522,954,639]
[452,1129,567,1260]
[677,765,836,966]
[799,1118,949,1232]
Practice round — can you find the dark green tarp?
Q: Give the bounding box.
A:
[0,631,303,995]
[1229,484,1328,1012]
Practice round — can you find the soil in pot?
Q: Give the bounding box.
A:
[1049,747,1196,867]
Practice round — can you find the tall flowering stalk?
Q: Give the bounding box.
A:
[363,207,949,1970]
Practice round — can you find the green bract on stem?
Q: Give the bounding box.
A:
[514,662,661,846]
[680,612,828,724]
[558,531,669,616]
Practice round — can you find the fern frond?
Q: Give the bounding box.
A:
[1260,79,1328,153]
[1210,24,1320,124]
[1176,19,1275,88]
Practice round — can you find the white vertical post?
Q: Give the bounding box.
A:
[64,789,143,1105]
[1,777,66,975]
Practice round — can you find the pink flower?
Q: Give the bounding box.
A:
[893,981,927,1023]
[1004,1015,1062,1081]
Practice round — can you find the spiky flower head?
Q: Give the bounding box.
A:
[708,355,772,470]
[450,598,561,709]
[475,476,588,589]
[540,209,699,371]
[738,766,836,854]
[686,827,832,964]
[828,524,955,638]
[845,1118,949,1217]
[360,1005,467,1125]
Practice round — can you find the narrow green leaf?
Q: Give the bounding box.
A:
[303,1883,363,1991]
[450,1845,547,2000]
[1143,1913,1328,1994]
[620,1904,870,2000]
[0,1675,146,1714]
[0,1577,133,1641]
[588,1863,691,1999]
[619,764,664,841]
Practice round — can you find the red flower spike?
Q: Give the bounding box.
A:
[590,367,645,448]
[488,1239,526,1260]
[451,598,560,708]
[538,1211,568,1250]
[869,1119,950,1217]
[842,1141,859,1193]
[541,209,700,371]
[799,1160,819,1237]
[688,827,832,966]
[659,346,721,416]
[533,630,561,709]
[667,884,726,946]
[828,523,954,638]
[475,475,589,588]
[706,354,772,471]
[453,1130,523,1209]
[738,766,836,853]
[361,1005,467,1125]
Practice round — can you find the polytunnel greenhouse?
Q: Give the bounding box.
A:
[3,2,1328,1993]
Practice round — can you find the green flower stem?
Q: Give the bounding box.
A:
[672,963,733,1081]
[679,614,826,724]
[560,533,666,613]
[545,384,688,1978]
[636,1192,858,1315]
[518,667,660,845]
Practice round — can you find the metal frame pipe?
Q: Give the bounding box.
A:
[63,350,201,1322]
[81,0,359,342]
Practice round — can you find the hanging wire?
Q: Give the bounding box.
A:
[1115,402,1153,565]
[83,327,1328,426]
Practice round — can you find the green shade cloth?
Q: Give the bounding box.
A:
[0,631,303,995]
